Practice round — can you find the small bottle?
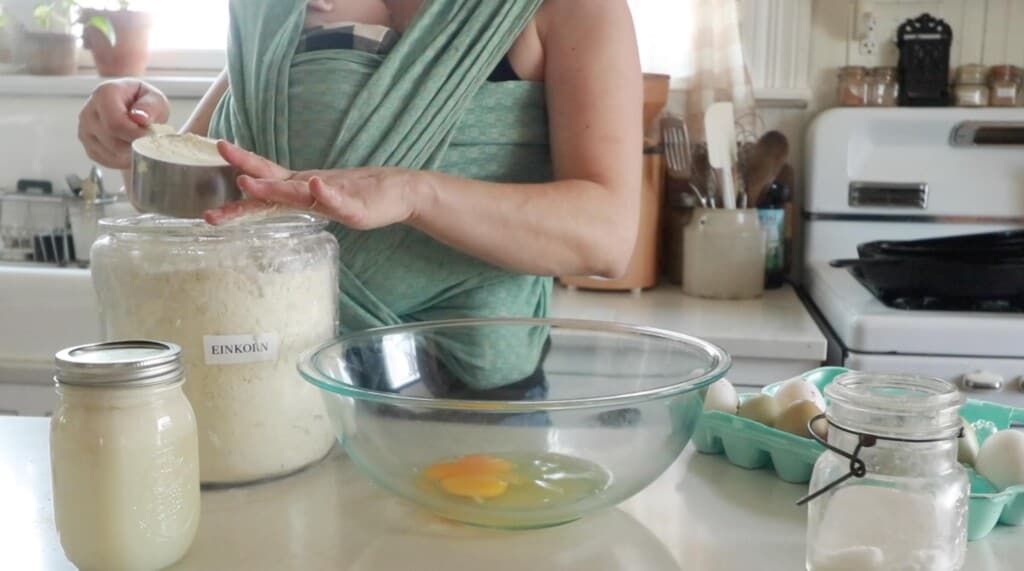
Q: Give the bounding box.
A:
[837,66,869,107]
[51,340,200,571]
[756,180,791,289]
[954,64,990,107]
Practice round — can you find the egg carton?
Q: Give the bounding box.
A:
[692,367,1024,541]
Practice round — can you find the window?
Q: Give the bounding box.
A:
[140,0,228,51]
[627,0,693,82]
[132,0,228,70]
[137,0,693,75]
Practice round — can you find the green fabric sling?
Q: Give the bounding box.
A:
[208,0,553,389]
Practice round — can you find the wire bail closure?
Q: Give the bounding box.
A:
[795,414,963,506]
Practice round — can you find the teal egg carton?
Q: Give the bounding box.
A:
[692,366,1024,541]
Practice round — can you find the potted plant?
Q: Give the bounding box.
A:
[80,1,152,77]
[21,0,83,75]
[0,5,14,70]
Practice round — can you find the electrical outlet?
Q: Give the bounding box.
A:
[860,37,878,56]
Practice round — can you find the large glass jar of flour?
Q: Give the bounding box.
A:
[91,214,339,485]
[805,372,969,571]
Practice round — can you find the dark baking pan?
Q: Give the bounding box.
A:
[857,230,1024,262]
[831,256,1024,302]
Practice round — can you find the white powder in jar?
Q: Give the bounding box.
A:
[133,133,229,167]
[809,486,957,571]
[91,221,339,485]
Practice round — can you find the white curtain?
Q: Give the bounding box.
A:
[675,0,758,142]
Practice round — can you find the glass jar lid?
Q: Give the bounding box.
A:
[824,372,964,440]
[55,340,184,388]
[98,212,328,238]
[988,65,1021,82]
[838,66,867,79]
[956,64,988,85]
[869,66,897,80]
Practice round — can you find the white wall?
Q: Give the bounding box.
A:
[0,95,198,192]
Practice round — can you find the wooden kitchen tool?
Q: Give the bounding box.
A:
[742,131,789,206]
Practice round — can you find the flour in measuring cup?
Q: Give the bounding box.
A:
[133,132,229,167]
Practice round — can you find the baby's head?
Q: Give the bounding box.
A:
[304,0,391,29]
[304,0,342,29]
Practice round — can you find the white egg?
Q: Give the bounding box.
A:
[774,376,826,410]
[976,429,1024,490]
[703,379,738,414]
[738,394,782,427]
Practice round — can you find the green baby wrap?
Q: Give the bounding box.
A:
[208,0,552,389]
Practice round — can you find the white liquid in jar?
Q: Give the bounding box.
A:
[51,384,200,571]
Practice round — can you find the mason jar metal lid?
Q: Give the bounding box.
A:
[55,340,184,388]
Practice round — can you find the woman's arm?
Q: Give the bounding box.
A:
[181,69,230,136]
[206,0,642,278]
[411,0,643,277]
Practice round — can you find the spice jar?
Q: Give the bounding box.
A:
[867,67,898,107]
[988,65,1022,107]
[954,64,990,107]
[51,340,200,571]
[837,66,869,107]
[804,372,968,571]
[90,214,339,486]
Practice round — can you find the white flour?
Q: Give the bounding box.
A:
[809,486,959,571]
[91,222,339,484]
[133,133,229,167]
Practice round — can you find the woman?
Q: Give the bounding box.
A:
[78,0,641,394]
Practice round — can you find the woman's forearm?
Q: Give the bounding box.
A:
[409,171,638,278]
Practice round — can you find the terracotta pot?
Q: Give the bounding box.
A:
[20,31,78,75]
[81,9,152,77]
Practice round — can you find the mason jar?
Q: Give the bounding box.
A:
[51,340,200,571]
[805,372,969,571]
[90,214,339,485]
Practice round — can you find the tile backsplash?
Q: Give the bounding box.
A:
[0,95,199,194]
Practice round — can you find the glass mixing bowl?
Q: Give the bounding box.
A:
[299,318,730,529]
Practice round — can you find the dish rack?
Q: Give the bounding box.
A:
[0,178,124,266]
[0,184,73,264]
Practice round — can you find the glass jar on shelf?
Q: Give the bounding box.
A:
[837,66,869,107]
[954,64,990,107]
[867,66,898,106]
[804,372,969,571]
[988,65,1022,107]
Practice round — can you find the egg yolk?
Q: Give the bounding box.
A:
[423,454,516,500]
[440,474,510,498]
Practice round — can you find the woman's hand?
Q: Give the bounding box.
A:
[204,141,425,229]
[78,79,171,170]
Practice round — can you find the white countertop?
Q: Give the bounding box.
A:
[3,417,1020,571]
[551,285,826,362]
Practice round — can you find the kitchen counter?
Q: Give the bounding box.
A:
[1,262,825,414]
[552,285,827,385]
[3,417,1020,571]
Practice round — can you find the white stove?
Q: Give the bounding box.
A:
[802,107,1024,408]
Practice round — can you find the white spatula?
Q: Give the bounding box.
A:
[704,102,738,209]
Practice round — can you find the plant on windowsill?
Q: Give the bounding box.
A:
[0,4,14,70]
[79,1,152,78]
[20,1,92,75]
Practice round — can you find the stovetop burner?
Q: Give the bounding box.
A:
[884,296,1024,312]
[849,267,1024,313]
